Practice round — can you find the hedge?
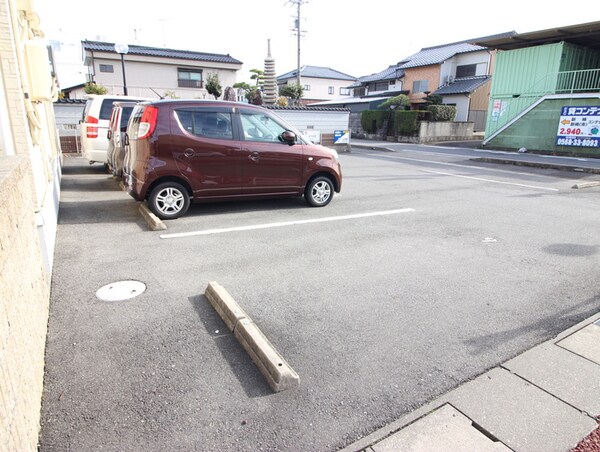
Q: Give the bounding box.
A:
[360,110,389,134]
[393,110,431,136]
[361,108,445,136]
[427,105,457,121]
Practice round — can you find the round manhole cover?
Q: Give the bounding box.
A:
[96,280,146,301]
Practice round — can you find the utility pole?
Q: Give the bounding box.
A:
[287,0,307,87]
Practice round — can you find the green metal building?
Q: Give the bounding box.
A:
[475,22,600,157]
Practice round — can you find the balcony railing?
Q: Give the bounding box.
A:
[178,79,203,88]
[555,68,600,94]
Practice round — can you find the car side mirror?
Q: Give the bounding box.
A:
[280,130,296,146]
[124,133,130,146]
[107,130,112,140]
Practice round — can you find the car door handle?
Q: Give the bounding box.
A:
[184,148,195,158]
[249,151,259,162]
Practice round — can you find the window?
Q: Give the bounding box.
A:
[240,111,286,143]
[412,80,429,93]
[368,81,388,92]
[328,86,334,95]
[339,87,351,95]
[178,68,203,88]
[456,64,477,78]
[99,64,114,73]
[303,84,311,91]
[174,109,233,140]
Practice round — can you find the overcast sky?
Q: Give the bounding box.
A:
[37,0,597,88]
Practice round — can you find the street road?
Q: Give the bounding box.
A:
[41,146,600,451]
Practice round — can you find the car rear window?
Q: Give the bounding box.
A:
[100,99,120,120]
[119,107,134,131]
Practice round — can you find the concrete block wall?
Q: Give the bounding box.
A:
[418,121,475,142]
[0,155,50,451]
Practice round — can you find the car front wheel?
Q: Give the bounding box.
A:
[148,181,190,220]
[305,176,334,207]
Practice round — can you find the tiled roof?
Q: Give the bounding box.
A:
[398,42,486,68]
[266,105,350,112]
[311,96,392,106]
[277,65,357,81]
[82,40,243,65]
[397,32,515,69]
[348,65,404,87]
[433,75,491,95]
[54,98,87,104]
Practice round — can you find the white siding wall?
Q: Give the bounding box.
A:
[295,77,354,101]
[274,109,350,133]
[443,94,470,121]
[440,50,491,85]
[87,52,241,99]
[454,51,490,75]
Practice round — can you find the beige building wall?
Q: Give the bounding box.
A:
[470,79,492,110]
[403,65,441,105]
[0,0,61,449]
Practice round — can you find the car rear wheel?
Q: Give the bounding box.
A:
[305,176,334,207]
[148,182,190,220]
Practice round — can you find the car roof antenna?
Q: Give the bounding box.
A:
[149,87,165,99]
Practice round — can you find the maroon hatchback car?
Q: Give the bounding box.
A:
[124,100,342,219]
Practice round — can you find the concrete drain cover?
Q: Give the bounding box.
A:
[96,280,146,301]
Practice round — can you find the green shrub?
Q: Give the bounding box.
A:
[206,73,222,99]
[378,94,410,110]
[393,110,432,135]
[360,110,389,134]
[427,105,457,121]
[393,111,418,135]
[83,82,107,95]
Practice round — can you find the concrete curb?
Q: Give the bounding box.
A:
[350,144,397,153]
[139,203,167,231]
[204,282,299,393]
[572,181,600,189]
[472,157,600,174]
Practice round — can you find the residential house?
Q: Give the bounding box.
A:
[474,21,600,156]
[311,65,407,135]
[1,0,61,449]
[311,64,406,112]
[69,40,243,99]
[277,65,357,104]
[313,33,514,134]
[393,34,514,130]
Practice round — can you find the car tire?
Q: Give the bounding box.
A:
[305,176,334,207]
[148,181,191,220]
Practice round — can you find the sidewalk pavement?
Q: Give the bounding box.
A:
[341,310,600,452]
[341,139,600,452]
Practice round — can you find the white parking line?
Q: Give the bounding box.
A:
[366,153,544,176]
[160,208,416,239]
[365,152,577,185]
[421,169,559,191]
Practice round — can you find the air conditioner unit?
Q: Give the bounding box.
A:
[448,75,454,83]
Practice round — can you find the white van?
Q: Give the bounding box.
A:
[80,95,148,164]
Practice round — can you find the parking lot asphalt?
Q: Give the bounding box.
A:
[350,139,600,175]
[40,146,600,451]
